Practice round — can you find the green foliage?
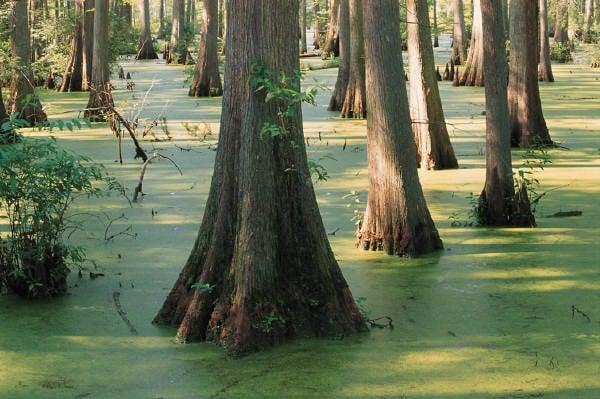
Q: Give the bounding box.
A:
[448,192,480,228]
[109,12,139,63]
[550,41,574,63]
[513,141,553,212]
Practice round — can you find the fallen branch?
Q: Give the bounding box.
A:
[113,291,139,335]
[572,305,591,322]
[132,153,183,202]
[548,210,582,218]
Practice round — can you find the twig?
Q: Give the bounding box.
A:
[132,153,183,202]
[572,305,591,322]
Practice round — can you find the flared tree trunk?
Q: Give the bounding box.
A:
[451,0,467,65]
[188,0,223,97]
[300,0,308,53]
[168,0,187,64]
[328,0,349,111]
[554,0,569,45]
[136,0,158,59]
[358,0,443,256]
[583,0,594,43]
[82,0,94,91]
[9,0,47,123]
[459,0,484,86]
[84,0,113,120]
[59,0,84,92]
[154,0,366,356]
[508,0,552,147]
[538,0,554,82]
[312,0,320,49]
[340,0,366,118]
[407,0,458,170]
[478,0,535,227]
[322,0,340,57]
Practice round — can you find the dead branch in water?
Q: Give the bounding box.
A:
[132,153,183,202]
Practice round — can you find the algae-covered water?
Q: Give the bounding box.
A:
[1,49,599,398]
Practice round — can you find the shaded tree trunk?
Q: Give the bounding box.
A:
[538,0,554,82]
[168,0,187,64]
[584,0,594,43]
[158,0,165,38]
[407,0,458,170]
[433,0,439,47]
[154,0,366,356]
[451,0,467,65]
[82,0,94,91]
[84,0,113,120]
[300,0,308,53]
[136,0,158,59]
[328,0,349,111]
[478,0,535,227]
[9,0,47,123]
[358,0,443,256]
[554,0,569,44]
[188,0,222,97]
[312,0,321,49]
[322,0,340,56]
[508,0,552,147]
[459,0,484,86]
[59,0,84,92]
[340,0,366,118]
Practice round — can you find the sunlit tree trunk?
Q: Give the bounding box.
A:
[82,0,94,91]
[328,0,349,111]
[508,0,552,147]
[154,0,366,356]
[478,0,535,227]
[340,0,366,118]
[189,0,222,97]
[451,0,467,65]
[9,0,47,123]
[312,0,321,49]
[459,0,484,86]
[59,0,84,92]
[136,0,158,59]
[358,0,443,256]
[407,0,458,170]
[583,0,594,43]
[554,0,569,45]
[168,0,187,64]
[538,0,554,82]
[322,0,340,56]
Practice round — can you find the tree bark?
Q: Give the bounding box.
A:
[136,0,158,59]
[82,0,94,91]
[154,0,366,356]
[340,0,366,118]
[328,0,349,111]
[407,0,458,170]
[538,0,554,82]
[583,0,594,43]
[508,0,552,147]
[59,0,85,92]
[451,0,467,65]
[358,0,443,256]
[9,0,47,123]
[84,0,113,120]
[312,0,321,49]
[433,0,439,47]
[168,0,187,64]
[478,0,535,227]
[322,0,340,56]
[300,0,308,53]
[188,0,223,97]
[553,0,569,45]
[158,0,165,39]
[459,0,484,86]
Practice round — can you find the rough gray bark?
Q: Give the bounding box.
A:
[358,0,443,256]
[538,0,554,82]
[340,0,366,118]
[459,0,484,86]
[478,0,535,227]
[407,0,458,170]
[154,0,366,356]
[451,0,467,65]
[136,0,158,59]
[508,0,552,147]
[328,0,349,111]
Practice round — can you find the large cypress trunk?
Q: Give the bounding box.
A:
[459,0,484,86]
[188,0,223,97]
[553,0,569,45]
[136,0,158,59]
[154,0,366,356]
[478,0,535,227]
[82,0,94,91]
[407,0,458,170]
[59,0,85,92]
[168,0,187,64]
[508,0,552,147]
[84,0,113,120]
[340,0,366,118]
[327,0,349,111]
[451,0,467,65]
[538,0,554,82]
[358,0,443,256]
[322,0,340,57]
[9,0,47,123]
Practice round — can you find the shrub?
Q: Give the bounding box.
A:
[550,41,574,63]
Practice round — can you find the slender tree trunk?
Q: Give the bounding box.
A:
[407,0,458,170]
[136,0,158,59]
[451,0,467,65]
[59,0,84,91]
[538,0,554,82]
[82,0,94,91]
[508,0,552,147]
[328,0,349,111]
[358,0,443,256]
[554,0,569,44]
[84,0,113,120]
[433,0,439,47]
[459,0,484,86]
[584,0,594,42]
[189,0,222,97]
[502,0,508,38]
[478,0,535,227]
[312,0,320,49]
[168,0,187,64]
[158,0,165,38]
[154,0,366,356]
[9,0,47,123]
[322,0,340,56]
[340,0,366,118]
[300,0,308,53]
